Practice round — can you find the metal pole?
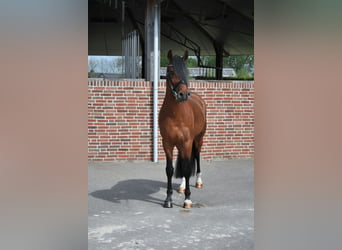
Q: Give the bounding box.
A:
[124,34,127,77]
[131,32,133,78]
[133,30,136,78]
[132,31,135,78]
[137,31,140,77]
[121,1,125,76]
[127,33,132,78]
[153,1,159,162]
[127,33,130,78]
[130,32,132,78]
[123,34,126,77]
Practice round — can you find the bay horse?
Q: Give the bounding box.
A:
[159,50,207,209]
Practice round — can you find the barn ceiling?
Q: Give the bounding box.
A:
[89,0,253,56]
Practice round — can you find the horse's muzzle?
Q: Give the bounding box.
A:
[176,91,190,102]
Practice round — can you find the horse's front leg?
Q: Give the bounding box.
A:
[164,157,174,208]
[162,140,174,208]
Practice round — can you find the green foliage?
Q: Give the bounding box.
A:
[160,56,169,67]
[200,56,216,67]
[88,69,97,78]
[154,54,254,80]
[186,57,198,67]
[236,68,251,79]
[160,56,198,67]
[224,55,254,73]
[223,76,254,80]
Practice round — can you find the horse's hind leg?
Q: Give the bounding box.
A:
[163,141,174,208]
[177,141,195,209]
[194,137,204,189]
[178,139,202,193]
[183,175,192,209]
[178,140,202,193]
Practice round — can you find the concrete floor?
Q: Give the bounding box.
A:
[88,159,254,250]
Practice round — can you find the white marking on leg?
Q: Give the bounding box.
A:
[196,172,202,184]
[184,199,192,205]
[179,177,186,189]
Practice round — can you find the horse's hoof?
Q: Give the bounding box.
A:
[163,200,173,208]
[177,187,185,194]
[195,182,203,189]
[183,200,192,209]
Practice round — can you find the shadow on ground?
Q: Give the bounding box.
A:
[89,179,179,207]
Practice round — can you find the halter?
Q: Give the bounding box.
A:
[166,64,188,100]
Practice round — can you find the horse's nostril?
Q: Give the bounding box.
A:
[179,92,183,97]
[187,92,191,96]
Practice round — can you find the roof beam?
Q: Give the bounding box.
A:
[218,0,254,22]
[170,0,230,56]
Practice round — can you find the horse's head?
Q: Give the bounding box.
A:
[166,50,190,102]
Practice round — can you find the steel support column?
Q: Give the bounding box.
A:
[215,42,223,80]
[145,0,160,162]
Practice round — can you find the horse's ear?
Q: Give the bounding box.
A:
[167,50,173,63]
[183,50,189,62]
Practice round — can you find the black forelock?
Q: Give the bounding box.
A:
[173,55,188,85]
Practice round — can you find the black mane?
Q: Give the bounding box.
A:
[173,55,189,85]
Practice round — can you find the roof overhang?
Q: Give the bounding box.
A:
[88,0,253,56]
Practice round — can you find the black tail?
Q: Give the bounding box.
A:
[175,143,197,178]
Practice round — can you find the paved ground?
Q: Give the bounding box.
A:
[88,159,254,250]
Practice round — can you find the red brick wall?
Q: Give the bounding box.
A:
[88,79,254,161]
